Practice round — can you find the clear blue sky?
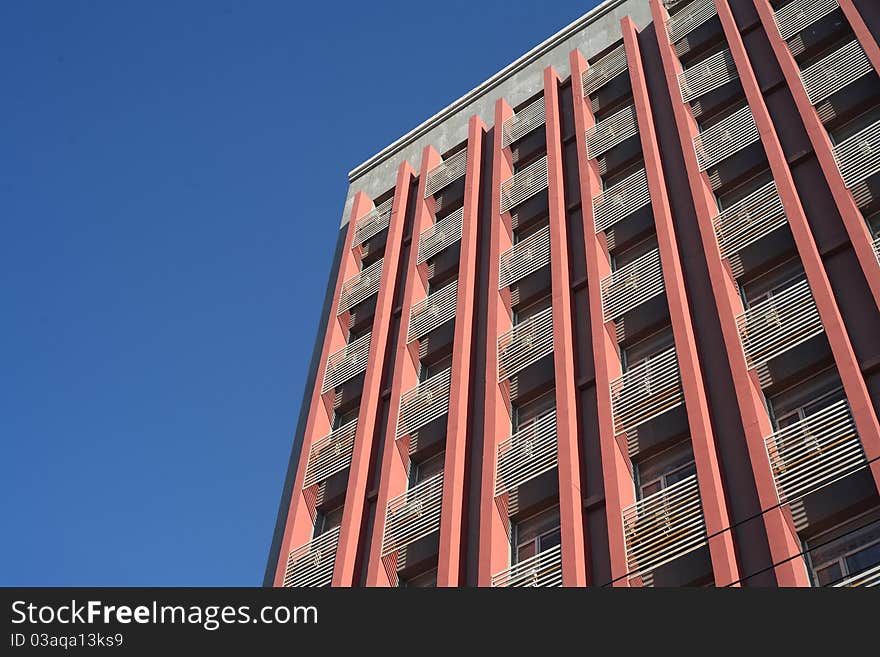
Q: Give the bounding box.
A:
[0,0,598,586]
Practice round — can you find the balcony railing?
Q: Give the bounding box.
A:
[502,96,546,149]
[774,0,840,42]
[282,526,340,587]
[611,346,683,436]
[407,280,458,343]
[679,49,738,104]
[338,258,383,315]
[396,367,452,438]
[712,181,787,260]
[495,409,558,496]
[693,105,760,172]
[498,225,551,289]
[491,544,563,587]
[582,43,628,97]
[736,279,824,371]
[601,248,665,323]
[666,0,717,44]
[622,474,707,577]
[593,168,652,233]
[833,119,880,188]
[833,563,880,587]
[800,40,872,106]
[303,418,358,488]
[499,155,549,214]
[765,399,867,504]
[351,197,393,249]
[424,148,468,198]
[417,207,463,265]
[381,471,443,556]
[874,236,880,264]
[586,104,639,160]
[498,306,554,382]
[321,332,371,394]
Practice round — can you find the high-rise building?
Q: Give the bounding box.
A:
[265,0,880,587]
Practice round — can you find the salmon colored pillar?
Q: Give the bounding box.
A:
[568,48,634,587]
[649,0,808,586]
[753,0,880,314]
[716,0,880,494]
[436,116,487,586]
[364,146,442,587]
[273,163,413,587]
[839,0,880,72]
[477,98,517,586]
[622,16,741,587]
[544,66,589,587]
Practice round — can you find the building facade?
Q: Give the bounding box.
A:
[266,0,880,587]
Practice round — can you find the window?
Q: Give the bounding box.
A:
[313,505,343,538]
[620,324,674,372]
[512,294,551,327]
[347,325,371,344]
[408,451,445,488]
[512,390,555,433]
[332,408,359,430]
[399,568,437,588]
[635,441,696,500]
[610,234,658,271]
[418,354,452,383]
[512,507,561,564]
[807,512,880,586]
[768,368,844,431]
[738,257,804,308]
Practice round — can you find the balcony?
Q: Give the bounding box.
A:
[765,399,867,504]
[490,544,563,587]
[833,119,880,188]
[735,279,824,372]
[407,280,458,343]
[424,148,467,198]
[499,225,551,289]
[303,419,358,488]
[351,197,393,249]
[381,471,443,557]
[282,526,340,587]
[611,346,683,436]
[495,409,558,496]
[500,155,549,215]
[586,104,639,160]
[679,49,738,104]
[593,168,652,233]
[874,236,880,264]
[774,0,840,41]
[622,474,708,578]
[582,44,628,97]
[693,105,761,172]
[502,96,546,149]
[601,248,665,323]
[834,563,880,587]
[712,181,788,260]
[666,0,717,45]
[396,367,452,438]
[321,332,371,394]
[338,258,383,315]
[498,306,554,382]
[417,207,463,265]
[800,40,872,106]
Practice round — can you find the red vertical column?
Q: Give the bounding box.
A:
[364,147,440,587]
[477,99,516,586]
[544,67,589,587]
[839,1,880,72]
[716,0,880,493]
[332,163,416,586]
[436,116,487,586]
[568,48,634,586]
[649,0,808,586]
[621,17,741,587]
[272,164,413,587]
[753,0,880,312]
